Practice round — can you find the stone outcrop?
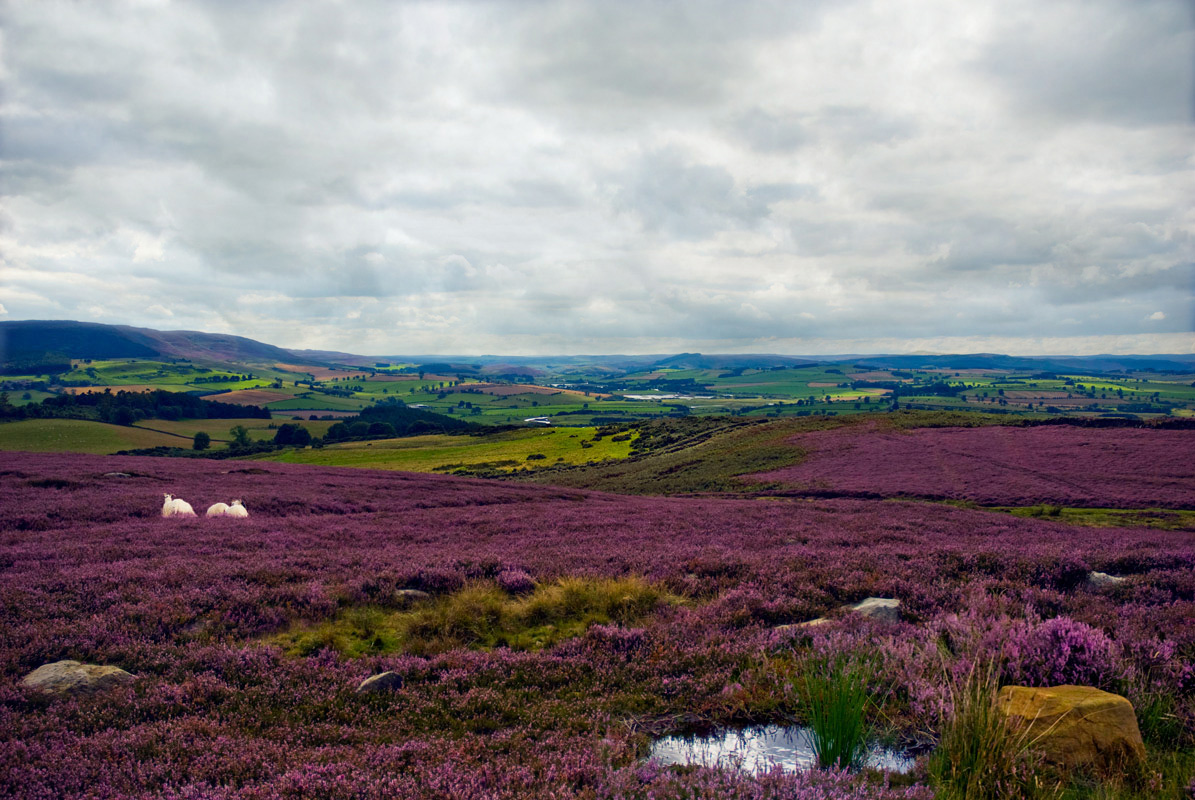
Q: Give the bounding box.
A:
[997,685,1145,774]
[848,597,900,622]
[1086,571,1126,589]
[21,660,135,695]
[356,671,404,694]
[395,589,431,604]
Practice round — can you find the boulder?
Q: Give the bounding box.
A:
[847,597,900,622]
[356,671,404,694]
[1086,571,1126,589]
[21,660,135,696]
[997,685,1145,774]
[395,589,431,604]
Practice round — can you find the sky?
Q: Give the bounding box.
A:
[2,0,1193,357]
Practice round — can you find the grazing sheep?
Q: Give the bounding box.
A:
[225,499,249,518]
[205,502,230,518]
[161,494,196,518]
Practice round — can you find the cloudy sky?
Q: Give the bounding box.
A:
[2,0,1192,356]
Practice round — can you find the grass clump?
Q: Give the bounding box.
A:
[271,576,675,657]
[801,655,873,771]
[929,664,1049,800]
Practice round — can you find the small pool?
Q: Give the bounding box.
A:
[649,725,915,774]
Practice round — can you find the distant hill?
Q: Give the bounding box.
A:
[851,352,1195,374]
[0,320,319,369]
[648,353,818,371]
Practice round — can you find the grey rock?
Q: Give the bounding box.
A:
[395,589,431,603]
[1087,571,1126,588]
[21,660,135,695]
[356,671,404,694]
[103,472,132,478]
[847,597,901,622]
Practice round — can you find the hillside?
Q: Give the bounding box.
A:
[0,320,315,368]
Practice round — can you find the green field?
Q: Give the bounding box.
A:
[0,419,191,454]
[133,418,338,444]
[258,427,637,473]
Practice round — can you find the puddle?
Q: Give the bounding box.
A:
[649,725,915,774]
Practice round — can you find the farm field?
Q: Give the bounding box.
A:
[0,419,191,454]
[260,426,636,473]
[133,418,339,444]
[1,449,1192,798]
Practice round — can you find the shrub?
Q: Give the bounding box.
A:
[192,431,210,450]
[1013,616,1116,688]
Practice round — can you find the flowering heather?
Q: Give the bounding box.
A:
[751,424,1195,509]
[1,451,1193,798]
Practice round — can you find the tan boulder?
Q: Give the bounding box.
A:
[21,660,135,696]
[997,685,1145,774]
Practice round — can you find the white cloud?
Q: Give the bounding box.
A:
[1148,311,1166,321]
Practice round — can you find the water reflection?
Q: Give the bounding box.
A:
[649,725,914,774]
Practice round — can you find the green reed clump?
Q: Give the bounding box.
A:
[929,663,1050,800]
[801,655,873,771]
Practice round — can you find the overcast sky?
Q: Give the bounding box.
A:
[2,0,1193,356]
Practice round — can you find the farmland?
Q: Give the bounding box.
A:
[0,418,191,454]
[7,351,1195,432]
[261,426,636,474]
[1,446,1193,798]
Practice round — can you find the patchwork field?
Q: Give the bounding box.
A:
[0,451,1192,798]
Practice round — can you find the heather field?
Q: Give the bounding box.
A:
[1,451,1193,798]
[752,424,1195,509]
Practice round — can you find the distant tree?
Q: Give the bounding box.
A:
[274,423,298,446]
[291,426,312,447]
[114,406,136,426]
[349,421,370,437]
[192,432,211,450]
[229,425,251,448]
[367,422,396,437]
[327,422,350,440]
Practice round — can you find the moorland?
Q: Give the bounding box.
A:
[1,320,1193,798]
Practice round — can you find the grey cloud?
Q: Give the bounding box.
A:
[731,108,813,152]
[976,0,1195,126]
[614,148,771,239]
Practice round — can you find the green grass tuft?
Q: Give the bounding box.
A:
[269,576,676,657]
[929,663,1049,800]
[801,655,873,771]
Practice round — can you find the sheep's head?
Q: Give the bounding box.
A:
[231,499,243,506]
[163,493,173,501]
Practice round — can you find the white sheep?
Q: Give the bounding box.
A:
[205,502,230,518]
[161,493,197,518]
[225,499,249,518]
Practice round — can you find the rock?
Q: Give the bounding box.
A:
[356,671,404,694]
[103,472,132,478]
[21,660,135,695]
[1087,571,1126,589]
[997,685,1145,774]
[773,617,830,634]
[395,589,431,604]
[847,597,900,622]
